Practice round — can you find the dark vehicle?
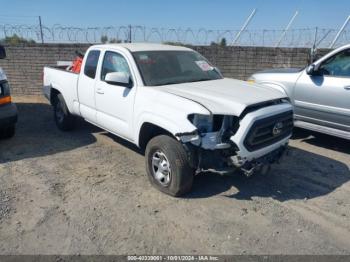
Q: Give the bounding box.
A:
[0,45,17,139]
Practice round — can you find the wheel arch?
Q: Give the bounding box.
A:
[49,87,61,105]
[138,122,176,151]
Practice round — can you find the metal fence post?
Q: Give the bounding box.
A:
[232,9,256,45]
[275,11,299,48]
[329,15,350,48]
[38,16,44,44]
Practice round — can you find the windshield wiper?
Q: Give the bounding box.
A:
[154,81,181,86]
[187,78,213,83]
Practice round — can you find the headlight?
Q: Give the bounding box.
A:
[188,114,213,133]
[246,78,255,84]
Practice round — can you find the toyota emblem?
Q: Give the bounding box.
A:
[272,122,284,136]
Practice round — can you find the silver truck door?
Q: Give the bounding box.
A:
[294,49,350,131]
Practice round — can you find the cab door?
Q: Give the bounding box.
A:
[94,51,136,140]
[294,49,350,131]
[77,50,101,124]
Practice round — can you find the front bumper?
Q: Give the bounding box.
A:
[181,103,293,175]
[233,144,288,176]
[0,102,18,128]
[189,142,288,175]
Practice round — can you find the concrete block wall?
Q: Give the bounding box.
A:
[0,44,90,95]
[194,46,330,80]
[0,44,331,95]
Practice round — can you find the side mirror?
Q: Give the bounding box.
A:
[0,46,6,59]
[306,64,322,76]
[306,64,315,75]
[105,72,132,87]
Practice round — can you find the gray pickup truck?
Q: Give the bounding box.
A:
[249,44,350,140]
[0,45,17,139]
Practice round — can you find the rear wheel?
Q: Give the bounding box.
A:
[145,135,194,196]
[53,94,74,131]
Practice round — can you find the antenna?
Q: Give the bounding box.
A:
[232,9,257,45]
[275,11,299,47]
[329,15,350,48]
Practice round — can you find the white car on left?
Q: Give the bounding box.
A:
[0,45,17,139]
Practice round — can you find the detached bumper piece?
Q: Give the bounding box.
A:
[196,146,238,174]
[191,143,288,175]
[238,144,288,176]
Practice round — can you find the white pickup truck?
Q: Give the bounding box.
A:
[43,43,293,196]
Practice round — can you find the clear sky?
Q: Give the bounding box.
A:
[0,0,349,30]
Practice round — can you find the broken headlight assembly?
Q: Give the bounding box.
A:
[187,114,240,150]
[188,114,214,133]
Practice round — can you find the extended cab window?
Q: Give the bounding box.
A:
[84,50,100,79]
[101,51,131,80]
[319,49,350,77]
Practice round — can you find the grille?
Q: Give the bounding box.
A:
[244,111,293,152]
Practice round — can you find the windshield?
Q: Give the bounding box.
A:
[133,51,222,86]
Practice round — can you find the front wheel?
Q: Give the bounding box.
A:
[53,94,74,131]
[145,135,194,196]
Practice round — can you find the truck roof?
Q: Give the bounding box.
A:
[92,43,193,52]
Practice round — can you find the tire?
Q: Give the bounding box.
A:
[0,125,15,139]
[145,135,194,196]
[53,94,74,131]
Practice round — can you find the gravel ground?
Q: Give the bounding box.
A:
[0,96,349,255]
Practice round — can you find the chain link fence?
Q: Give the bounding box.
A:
[0,24,349,48]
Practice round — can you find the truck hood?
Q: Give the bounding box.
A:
[153,78,286,116]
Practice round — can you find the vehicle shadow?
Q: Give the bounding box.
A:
[0,102,98,163]
[85,126,350,202]
[4,103,349,202]
[102,132,144,155]
[291,127,350,154]
[310,75,325,86]
[186,145,350,201]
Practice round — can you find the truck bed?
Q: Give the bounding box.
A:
[43,66,79,114]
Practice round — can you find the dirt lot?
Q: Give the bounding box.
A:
[0,96,349,255]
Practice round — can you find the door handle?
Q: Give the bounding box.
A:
[96,88,104,94]
[344,86,350,90]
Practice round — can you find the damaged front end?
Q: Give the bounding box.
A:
[176,114,243,175]
[176,110,291,176]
